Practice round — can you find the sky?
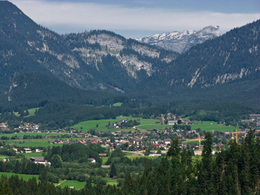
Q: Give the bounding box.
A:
[8,0,260,38]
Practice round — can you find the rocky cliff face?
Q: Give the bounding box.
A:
[135,26,220,54]
[131,20,260,96]
[0,1,178,95]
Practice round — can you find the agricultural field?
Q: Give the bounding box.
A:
[0,154,8,159]
[191,121,238,132]
[105,178,118,186]
[7,139,66,148]
[72,116,144,133]
[2,132,49,138]
[0,172,39,180]
[58,180,86,189]
[23,152,44,158]
[73,116,238,133]
[112,102,122,107]
[102,157,108,165]
[126,155,161,160]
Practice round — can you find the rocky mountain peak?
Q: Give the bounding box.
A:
[135,25,220,54]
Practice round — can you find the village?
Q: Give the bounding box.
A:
[2,113,258,159]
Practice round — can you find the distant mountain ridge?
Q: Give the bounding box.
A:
[135,25,220,53]
[129,20,260,108]
[0,1,259,108]
[0,1,178,95]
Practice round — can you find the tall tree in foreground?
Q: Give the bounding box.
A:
[198,132,216,194]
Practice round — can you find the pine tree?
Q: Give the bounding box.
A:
[13,160,20,174]
[199,132,216,194]
[109,163,117,178]
[3,182,12,195]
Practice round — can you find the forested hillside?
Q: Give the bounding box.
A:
[0,73,128,106]
[128,20,260,108]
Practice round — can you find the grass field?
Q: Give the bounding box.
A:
[3,132,49,138]
[112,103,122,107]
[0,172,39,180]
[0,155,8,159]
[105,178,118,186]
[126,155,160,160]
[191,121,238,132]
[59,180,86,189]
[102,157,109,165]
[72,116,144,133]
[73,117,238,133]
[23,152,44,158]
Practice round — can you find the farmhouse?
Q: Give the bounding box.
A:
[148,154,161,157]
[88,158,96,163]
[164,139,172,145]
[101,165,110,168]
[99,153,107,157]
[35,148,42,152]
[28,157,51,166]
[168,120,177,125]
[22,148,32,153]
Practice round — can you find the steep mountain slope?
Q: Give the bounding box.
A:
[0,73,129,106]
[136,26,220,53]
[129,20,260,108]
[0,1,178,95]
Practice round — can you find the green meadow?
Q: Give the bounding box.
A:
[112,102,122,107]
[102,157,109,165]
[73,116,237,133]
[23,152,44,158]
[105,178,118,186]
[72,116,144,133]
[0,172,39,180]
[59,180,86,189]
[191,121,238,132]
[0,155,8,159]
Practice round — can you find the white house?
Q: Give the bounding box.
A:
[23,148,31,153]
[88,158,96,163]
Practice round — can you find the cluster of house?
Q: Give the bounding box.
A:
[241,114,260,126]
[13,147,42,153]
[0,122,9,131]
[4,147,51,166]
[155,115,193,125]
[108,119,128,129]
[18,123,39,131]
[50,138,103,145]
[28,157,51,166]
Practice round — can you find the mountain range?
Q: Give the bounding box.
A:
[0,1,259,108]
[135,26,220,54]
[0,1,178,95]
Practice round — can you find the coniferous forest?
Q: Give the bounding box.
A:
[0,130,260,194]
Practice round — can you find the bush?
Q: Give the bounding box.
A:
[47,172,59,183]
[117,178,124,187]
[77,174,86,182]
[96,168,106,177]
[100,178,107,185]
[117,172,125,178]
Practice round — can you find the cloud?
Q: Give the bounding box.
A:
[10,0,260,37]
